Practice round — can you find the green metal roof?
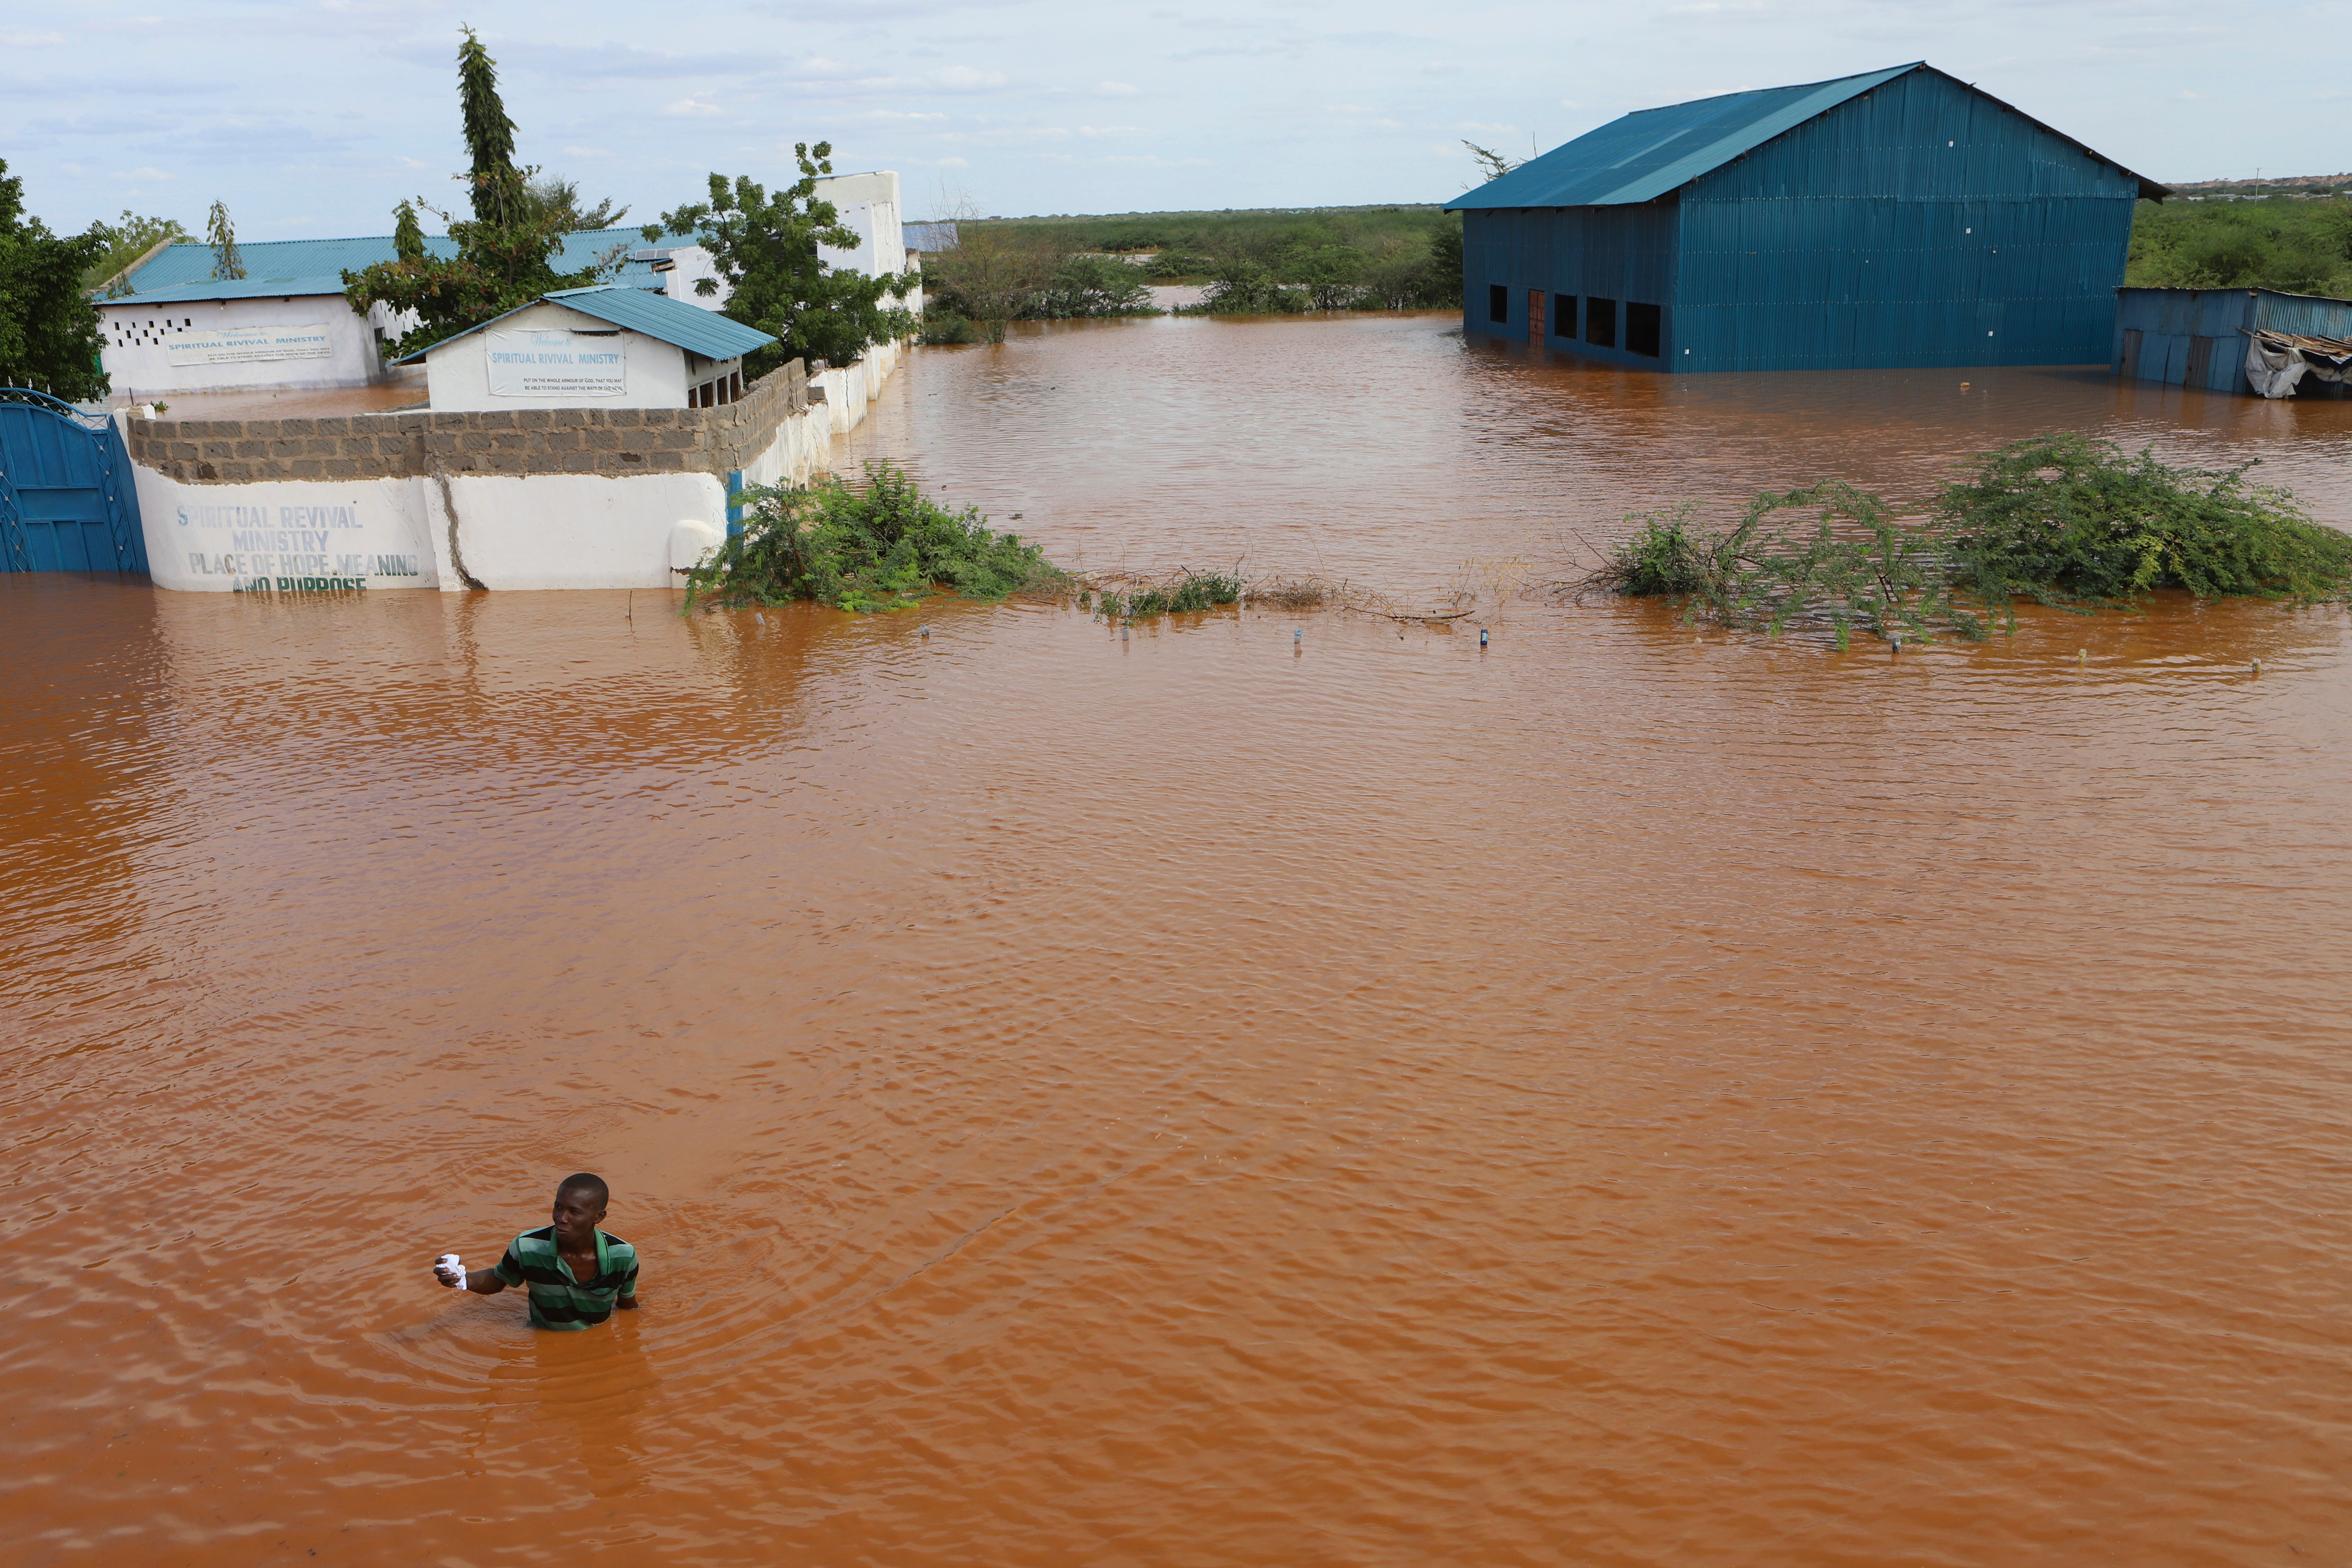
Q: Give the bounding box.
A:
[1447,63,2165,210]
[392,285,776,365]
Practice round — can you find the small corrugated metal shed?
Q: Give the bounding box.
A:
[1448,63,2165,373]
[392,285,776,366]
[104,228,668,303]
[2115,287,2352,396]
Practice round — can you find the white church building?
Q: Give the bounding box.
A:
[94,171,910,402]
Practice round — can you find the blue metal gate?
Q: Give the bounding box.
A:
[0,388,148,574]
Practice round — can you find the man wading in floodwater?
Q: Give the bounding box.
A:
[434,1173,640,1329]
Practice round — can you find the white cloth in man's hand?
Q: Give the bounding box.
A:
[436,1253,467,1290]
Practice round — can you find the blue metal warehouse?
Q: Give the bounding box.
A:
[1448,62,2165,372]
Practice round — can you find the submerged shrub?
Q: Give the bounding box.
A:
[1936,432,2352,603]
[684,461,1068,613]
[1591,504,1713,596]
[1586,433,2352,645]
[919,310,981,345]
[1098,571,1242,619]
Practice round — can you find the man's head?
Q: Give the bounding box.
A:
[551,1173,609,1244]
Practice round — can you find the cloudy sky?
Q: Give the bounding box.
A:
[2,0,2340,240]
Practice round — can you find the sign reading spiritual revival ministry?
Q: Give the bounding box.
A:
[165,323,333,368]
[487,329,627,399]
[169,495,430,593]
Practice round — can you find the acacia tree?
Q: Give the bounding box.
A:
[341,27,620,358]
[918,208,1055,343]
[1463,142,1522,182]
[644,141,916,372]
[81,211,191,297]
[0,159,109,400]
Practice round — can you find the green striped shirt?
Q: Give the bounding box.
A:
[493,1226,639,1331]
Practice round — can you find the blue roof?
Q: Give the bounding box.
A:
[392,284,777,365]
[101,227,665,303]
[1448,63,2165,210]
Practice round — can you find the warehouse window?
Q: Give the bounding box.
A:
[1625,302,1662,357]
[1553,297,1578,338]
[1488,284,1510,324]
[1585,297,1617,349]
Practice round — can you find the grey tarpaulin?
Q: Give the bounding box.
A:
[2243,328,2352,399]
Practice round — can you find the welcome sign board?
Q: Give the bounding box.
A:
[487,329,627,399]
[165,323,334,367]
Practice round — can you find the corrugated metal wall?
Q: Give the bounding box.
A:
[2115,287,2352,394]
[1462,205,1678,366]
[1467,67,2139,373]
[2113,288,2255,391]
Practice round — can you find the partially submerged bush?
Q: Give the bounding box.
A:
[918,310,980,345]
[1938,432,2352,603]
[1097,571,1241,619]
[1588,433,2352,644]
[1592,484,1969,647]
[1593,504,1713,596]
[685,462,1067,613]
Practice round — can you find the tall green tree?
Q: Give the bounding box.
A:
[645,141,916,373]
[0,159,110,400]
[342,27,620,359]
[457,25,521,227]
[205,200,245,280]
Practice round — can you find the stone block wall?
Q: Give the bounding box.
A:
[127,358,812,485]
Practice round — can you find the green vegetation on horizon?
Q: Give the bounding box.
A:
[962,204,1450,257]
[2127,195,2352,297]
[922,203,1462,332]
[1590,433,2352,648]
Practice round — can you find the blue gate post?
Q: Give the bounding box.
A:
[726,469,746,539]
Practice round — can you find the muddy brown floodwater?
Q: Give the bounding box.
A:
[8,312,2352,1568]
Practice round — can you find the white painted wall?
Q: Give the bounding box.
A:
[100,293,403,400]
[421,302,691,412]
[814,171,906,279]
[430,471,729,590]
[129,336,909,593]
[651,245,727,312]
[130,462,443,593]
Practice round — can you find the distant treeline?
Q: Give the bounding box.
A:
[920,205,1462,338]
[2127,196,2352,298]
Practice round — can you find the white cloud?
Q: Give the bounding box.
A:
[662,98,724,117]
[935,65,1006,90]
[1096,80,1139,95]
[564,145,613,157]
[934,156,969,168]
[1079,125,1142,138]
[113,166,175,181]
[855,65,1008,92]
[0,28,66,46]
